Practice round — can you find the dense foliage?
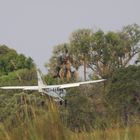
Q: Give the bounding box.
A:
[0,45,37,123]
[46,24,140,80]
[105,65,140,126]
[0,45,34,76]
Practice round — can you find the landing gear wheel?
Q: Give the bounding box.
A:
[60,100,63,105]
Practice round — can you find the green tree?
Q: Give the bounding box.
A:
[45,43,78,82]
[0,45,35,76]
[105,65,140,126]
[45,44,69,76]
[88,24,140,78]
[70,29,94,80]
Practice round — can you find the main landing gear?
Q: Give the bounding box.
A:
[60,99,67,107]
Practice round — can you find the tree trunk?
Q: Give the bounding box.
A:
[84,56,86,81]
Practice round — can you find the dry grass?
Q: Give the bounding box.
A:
[70,126,140,140]
[0,101,140,140]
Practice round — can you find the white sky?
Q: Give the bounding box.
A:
[0,0,140,72]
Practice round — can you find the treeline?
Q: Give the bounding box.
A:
[46,24,140,82]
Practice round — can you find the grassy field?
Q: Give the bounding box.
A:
[0,101,140,140]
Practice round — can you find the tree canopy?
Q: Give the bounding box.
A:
[46,24,140,80]
[105,65,140,125]
[0,45,35,76]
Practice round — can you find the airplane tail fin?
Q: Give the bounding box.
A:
[37,69,45,92]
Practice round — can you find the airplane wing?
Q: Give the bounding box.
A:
[0,79,106,90]
[59,79,106,89]
[0,86,39,90]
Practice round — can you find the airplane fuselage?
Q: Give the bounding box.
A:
[42,88,66,101]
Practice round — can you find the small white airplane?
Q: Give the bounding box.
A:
[0,70,106,102]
